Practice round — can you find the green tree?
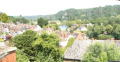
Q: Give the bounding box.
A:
[98,34,113,40]
[83,42,120,62]
[105,43,120,61]
[66,37,75,48]
[16,49,29,62]
[12,30,63,62]
[0,13,9,23]
[12,30,38,61]
[83,42,108,62]
[112,24,120,39]
[105,25,113,34]
[12,17,29,24]
[32,33,63,62]
[47,24,59,30]
[87,25,106,39]
[37,18,48,27]
[12,30,38,49]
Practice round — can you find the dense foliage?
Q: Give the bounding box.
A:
[19,5,120,21]
[35,5,120,21]
[12,17,30,24]
[37,18,48,27]
[12,30,63,62]
[46,24,59,30]
[16,49,29,62]
[0,13,9,23]
[66,37,75,48]
[83,42,120,62]
[87,16,120,39]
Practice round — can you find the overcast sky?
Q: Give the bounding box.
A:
[0,0,120,16]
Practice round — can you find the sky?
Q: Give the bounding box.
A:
[0,0,120,16]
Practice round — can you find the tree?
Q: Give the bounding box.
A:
[87,25,106,39]
[16,49,29,62]
[47,24,59,30]
[32,32,63,62]
[12,30,38,49]
[83,42,108,62]
[37,18,48,27]
[112,24,120,39]
[105,43,120,61]
[12,30,38,61]
[66,37,75,48]
[98,34,113,40]
[12,30,63,62]
[12,17,29,24]
[83,42,120,62]
[105,25,113,34]
[32,32,60,48]
[0,13,9,23]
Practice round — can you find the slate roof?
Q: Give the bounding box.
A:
[64,40,92,60]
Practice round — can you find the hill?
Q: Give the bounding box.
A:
[23,5,120,21]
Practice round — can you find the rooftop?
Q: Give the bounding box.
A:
[0,42,17,59]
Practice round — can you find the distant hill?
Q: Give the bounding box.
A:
[23,5,120,21]
[24,15,43,20]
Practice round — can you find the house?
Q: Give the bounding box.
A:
[59,25,68,31]
[0,42,17,62]
[43,27,54,34]
[86,23,93,27]
[77,26,87,31]
[58,31,69,47]
[73,31,88,40]
[0,23,43,39]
